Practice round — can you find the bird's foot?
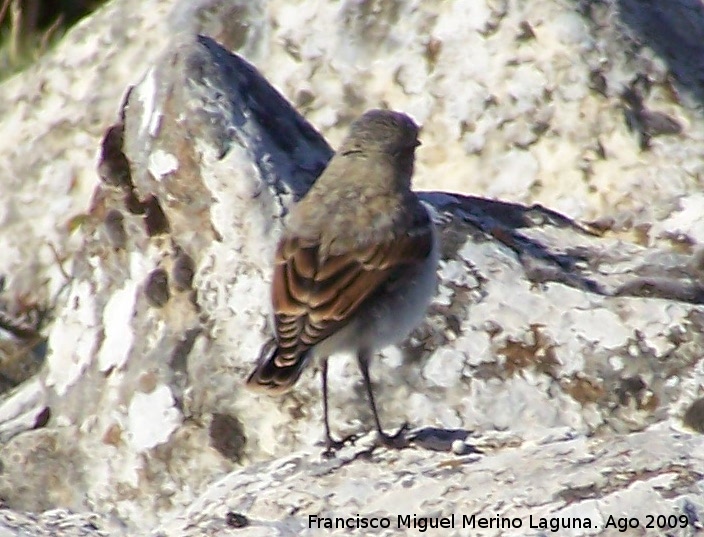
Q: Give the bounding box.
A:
[376,422,411,450]
[320,432,359,458]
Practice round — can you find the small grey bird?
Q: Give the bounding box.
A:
[246,109,439,453]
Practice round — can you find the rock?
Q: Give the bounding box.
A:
[154,424,704,537]
[0,0,703,535]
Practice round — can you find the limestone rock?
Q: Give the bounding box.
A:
[156,424,704,537]
[0,0,703,535]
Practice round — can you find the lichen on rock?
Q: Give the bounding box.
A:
[0,0,703,535]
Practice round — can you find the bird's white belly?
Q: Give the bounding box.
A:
[311,222,439,358]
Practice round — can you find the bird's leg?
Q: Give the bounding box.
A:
[321,358,338,451]
[321,358,357,457]
[357,350,410,449]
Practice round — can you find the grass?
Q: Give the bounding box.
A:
[0,0,106,81]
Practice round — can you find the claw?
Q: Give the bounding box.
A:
[320,432,359,458]
[376,422,410,450]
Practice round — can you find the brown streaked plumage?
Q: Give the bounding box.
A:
[246,109,439,454]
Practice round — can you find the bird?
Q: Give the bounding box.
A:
[246,109,439,454]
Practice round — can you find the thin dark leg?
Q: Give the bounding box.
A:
[322,359,335,448]
[321,358,357,457]
[357,350,409,449]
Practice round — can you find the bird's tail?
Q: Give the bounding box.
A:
[245,339,310,394]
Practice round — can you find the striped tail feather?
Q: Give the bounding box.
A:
[245,338,310,394]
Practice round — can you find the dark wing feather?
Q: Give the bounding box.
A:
[271,221,433,367]
[246,207,433,393]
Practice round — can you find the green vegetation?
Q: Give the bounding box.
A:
[0,0,107,80]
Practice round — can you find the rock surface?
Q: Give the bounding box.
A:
[0,0,703,536]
